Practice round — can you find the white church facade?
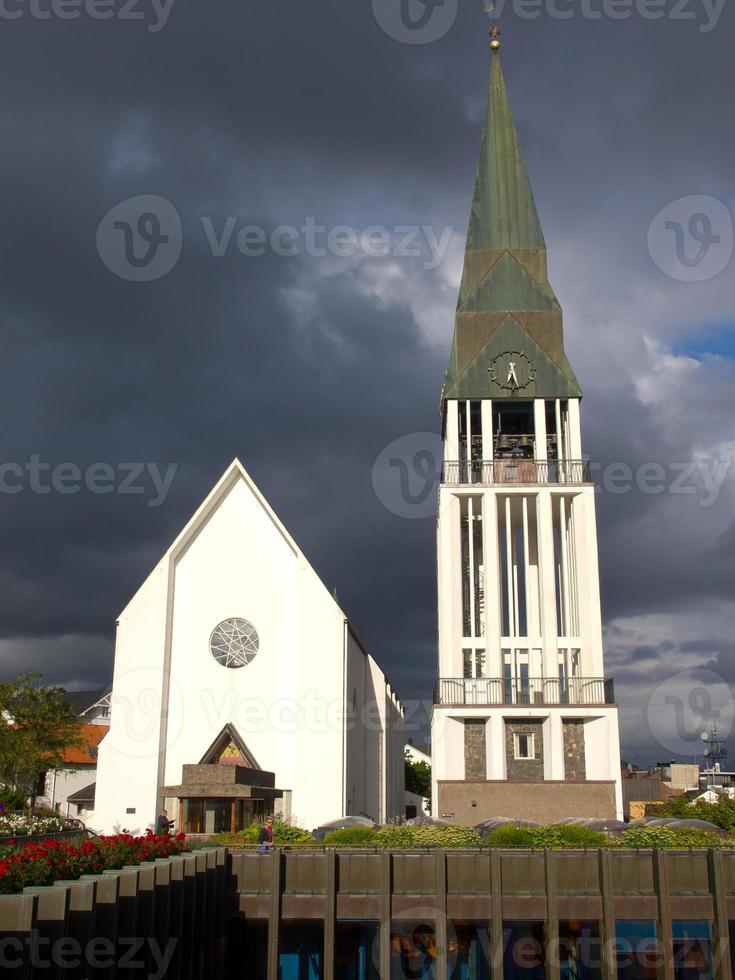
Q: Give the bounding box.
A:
[431,38,623,823]
[92,459,404,834]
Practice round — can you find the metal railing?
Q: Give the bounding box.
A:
[434,676,615,706]
[441,459,591,486]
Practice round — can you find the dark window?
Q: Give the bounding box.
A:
[728,922,735,980]
[228,919,268,978]
[514,733,534,759]
[672,921,712,980]
[450,921,491,979]
[559,920,602,980]
[279,921,323,980]
[614,921,658,980]
[503,921,545,980]
[391,920,437,979]
[35,771,47,797]
[335,921,379,980]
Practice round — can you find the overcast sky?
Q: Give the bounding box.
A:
[0,0,732,766]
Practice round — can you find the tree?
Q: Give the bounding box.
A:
[647,793,735,833]
[405,749,431,802]
[0,673,85,806]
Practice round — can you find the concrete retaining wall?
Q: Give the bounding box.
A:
[0,846,229,980]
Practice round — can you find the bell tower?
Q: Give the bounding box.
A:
[431,32,623,823]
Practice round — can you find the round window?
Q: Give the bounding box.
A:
[209,618,259,668]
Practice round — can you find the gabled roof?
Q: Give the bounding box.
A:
[60,690,108,716]
[444,51,581,402]
[67,781,96,805]
[199,722,261,770]
[116,459,404,714]
[120,458,320,618]
[59,724,107,766]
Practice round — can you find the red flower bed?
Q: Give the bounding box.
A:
[0,831,188,894]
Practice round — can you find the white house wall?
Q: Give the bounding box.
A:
[40,767,96,817]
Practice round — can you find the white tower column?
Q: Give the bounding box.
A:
[445,401,459,466]
[536,491,559,680]
[534,399,547,462]
[482,492,501,671]
[437,490,463,677]
[567,398,582,460]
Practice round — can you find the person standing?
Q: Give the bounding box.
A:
[156,808,174,835]
[257,818,274,852]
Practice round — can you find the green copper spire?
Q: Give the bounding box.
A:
[466,51,545,253]
[444,41,581,402]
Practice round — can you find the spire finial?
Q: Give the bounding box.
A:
[489,25,501,52]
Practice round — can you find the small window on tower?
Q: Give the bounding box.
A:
[513,732,534,760]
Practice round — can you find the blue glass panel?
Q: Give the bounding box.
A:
[450,920,492,979]
[559,920,602,980]
[672,921,712,980]
[391,921,437,979]
[503,921,546,980]
[279,921,323,980]
[335,921,379,980]
[614,920,658,980]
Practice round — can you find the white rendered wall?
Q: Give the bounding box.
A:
[92,462,403,834]
[91,556,172,834]
[160,476,345,831]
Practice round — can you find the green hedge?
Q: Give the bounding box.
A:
[324,825,483,849]
[210,819,315,846]
[483,824,607,849]
[611,826,730,849]
[323,827,381,847]
[205,819,735,850]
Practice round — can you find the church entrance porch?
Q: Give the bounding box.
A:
[162,762,282,834]
[181,797,266,834]
[162,723,283,834]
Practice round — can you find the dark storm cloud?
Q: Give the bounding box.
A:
[0,1,732,761]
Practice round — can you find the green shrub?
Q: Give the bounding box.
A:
[411,825,482,849]
[210,819,314,847]
[613,826,732,849]
[554,825,608,847]
[647,796,735,834]
[323,827,380,847]
[483,824,606,849]
[0,786,28,812]
[324,824,482,849]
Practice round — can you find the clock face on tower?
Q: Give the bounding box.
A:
[489,351,536,391]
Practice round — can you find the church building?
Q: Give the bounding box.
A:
[431,34,623,822]
[92,459,405,834]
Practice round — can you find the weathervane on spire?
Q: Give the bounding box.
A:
[484,0,501,50]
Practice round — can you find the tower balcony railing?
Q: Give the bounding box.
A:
[441,459,591,486]
[433,676,615,706]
